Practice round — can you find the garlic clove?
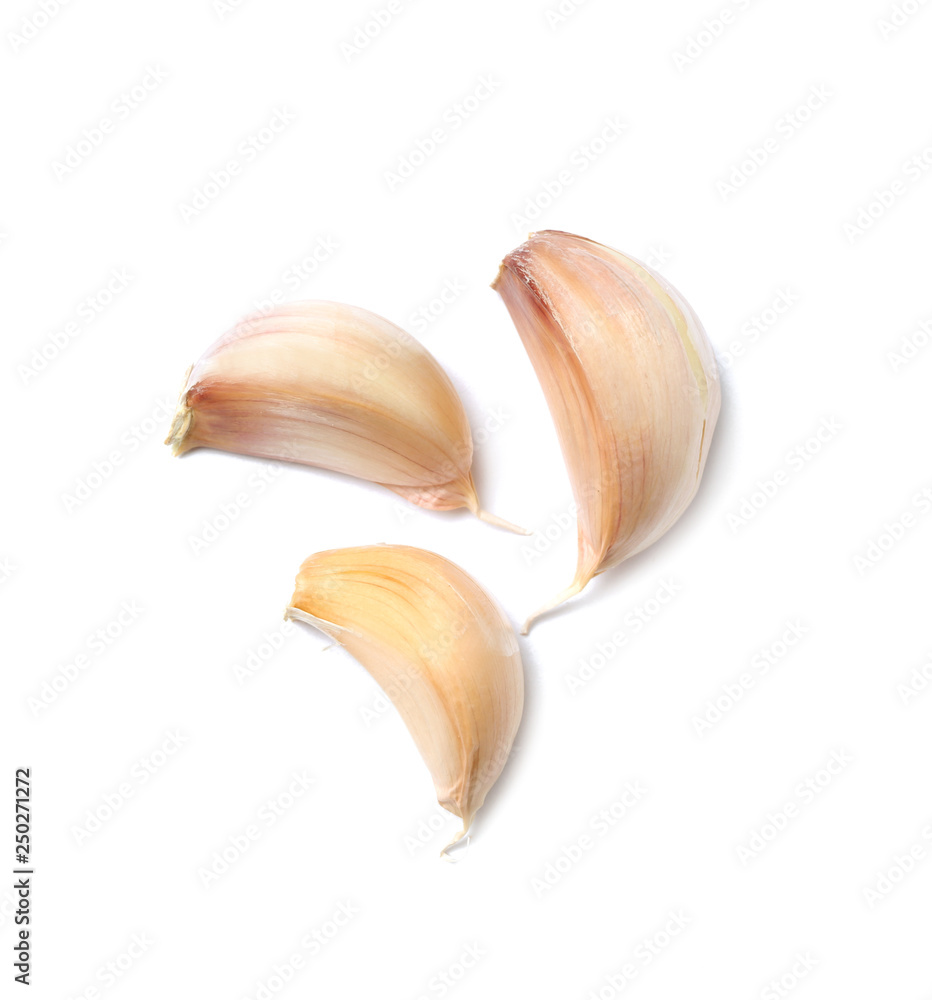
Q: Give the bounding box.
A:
[493,231,721,632]
[285,544,524,855]
[166,301,526,532]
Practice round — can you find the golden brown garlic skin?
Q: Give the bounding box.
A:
[286,544,524,855]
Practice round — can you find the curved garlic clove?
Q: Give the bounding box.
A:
[493,231,721,632]
[285,544,524,855]
[166,300,525,531]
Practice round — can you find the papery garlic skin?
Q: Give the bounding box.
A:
[285,545,524,854]
[166,301,523,529]
[493,231,721,632]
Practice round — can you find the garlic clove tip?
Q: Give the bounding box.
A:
[476,508,531,535]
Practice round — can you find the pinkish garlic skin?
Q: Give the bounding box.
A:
[494,231,721,630]
[167,300,525,530]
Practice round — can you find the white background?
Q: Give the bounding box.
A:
[4,0,932,997]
